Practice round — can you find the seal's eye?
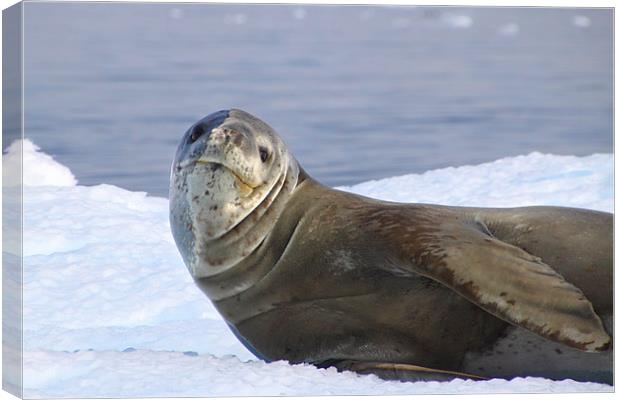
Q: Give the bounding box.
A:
[189,126,203,143]
[259,147,269,163]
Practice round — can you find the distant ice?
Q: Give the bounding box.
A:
[573,15,591,28]
[441,14,473,29]
[499,22,520,36]
[11,139,613,397]
[168,7,183,20]
[292,8,306,20]
[226,13,247,25]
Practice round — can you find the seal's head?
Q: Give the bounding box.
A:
[170,109,299,278]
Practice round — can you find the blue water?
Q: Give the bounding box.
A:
[20,3,612,197]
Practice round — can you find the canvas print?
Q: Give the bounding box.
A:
[2,1,613,397]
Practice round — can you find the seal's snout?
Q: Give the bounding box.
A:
[209,127,245,147]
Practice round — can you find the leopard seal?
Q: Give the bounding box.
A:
[169,109,613,384]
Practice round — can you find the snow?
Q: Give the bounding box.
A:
[339,152,613,213]
[22,351,612,398]
[9,139,613,397]
[3,139,77,187]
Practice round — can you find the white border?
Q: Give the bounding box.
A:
[0,2,616,400]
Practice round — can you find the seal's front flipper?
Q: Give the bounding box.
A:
[478,206,612,314]
[392,216,611,352]
[330,360,487,382]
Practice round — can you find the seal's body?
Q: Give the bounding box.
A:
[170,109,613,384]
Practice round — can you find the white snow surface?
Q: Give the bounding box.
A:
[11,139,613,397]
[3,139,77,187]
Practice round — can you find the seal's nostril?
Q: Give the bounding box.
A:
[209,128,227,144]
[214,127,244,146]
[231,131,244,146]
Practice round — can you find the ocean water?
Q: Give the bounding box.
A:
[20,3,612,197]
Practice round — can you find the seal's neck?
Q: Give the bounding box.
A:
[191,158,300,278]
[296,166,311,185]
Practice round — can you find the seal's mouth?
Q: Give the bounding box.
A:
[195,160,257,197]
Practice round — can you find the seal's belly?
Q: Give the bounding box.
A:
[462,315,613,384]
[232,275,506,369]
